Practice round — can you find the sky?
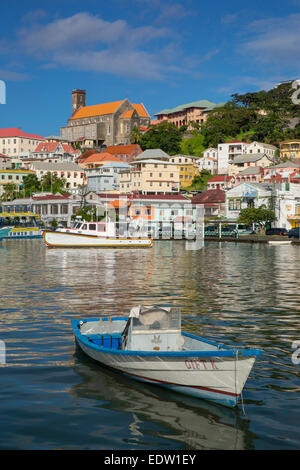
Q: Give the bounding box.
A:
[0,0,300,136]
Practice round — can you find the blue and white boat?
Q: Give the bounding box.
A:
[71,306,261,408]
[0,226,12,240]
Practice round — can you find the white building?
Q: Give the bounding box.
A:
[225,181,300,229]
[246,141,277,158]
[217,141,250,174]
[197,155,218,174]
[0,128,45,158]
[27,162,85,190]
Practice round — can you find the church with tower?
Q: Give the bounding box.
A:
[60,89,150,149]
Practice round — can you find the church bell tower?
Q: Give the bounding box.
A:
[72,89,86,115]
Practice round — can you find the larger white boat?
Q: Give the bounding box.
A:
[42,220,153,248]
[72,305,261,408]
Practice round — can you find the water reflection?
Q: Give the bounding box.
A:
[0,239,299,449]
[71,348,254,450]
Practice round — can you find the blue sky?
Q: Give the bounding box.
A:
[0,0,300,136]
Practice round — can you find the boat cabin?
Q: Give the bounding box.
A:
[62,220,116,237]
[123,305,183,352]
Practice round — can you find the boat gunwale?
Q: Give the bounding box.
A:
[71,318,262,358]
[42,229,152,242]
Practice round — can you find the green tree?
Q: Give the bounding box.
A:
[1,183,18,201]
[20,174,41,197]
[201,103,257,148]
[238,206,276,230]
[130,125,142,144]
[40,172,67,194]
[140,121,183,155]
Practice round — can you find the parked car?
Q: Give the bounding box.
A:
[288,227,300,238]
[266,228,288,236]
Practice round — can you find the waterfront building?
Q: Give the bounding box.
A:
[0,128,45,158]
[0,169,35,197]
[60,90,150,148]
[2,193,81,226]
[228,153,273,176]
[280,140,300,160]
[87,192,192,225]
[226,181,300,229]
[154,100,224,129]
[191,189,226,218]
[226,182,273,220]
[104,144,143,162]
[27,162,85,190]
[119,159,180,194]
[86,162,131,192]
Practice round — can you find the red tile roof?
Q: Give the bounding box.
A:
[33,142,78,154]
[83,153,123,163]
[105,144,142,155]
[207,175,226,182]
[191,189,225,204]
[0,128,44,140]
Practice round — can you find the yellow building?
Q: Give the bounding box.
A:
[0,169,35,196]
[167,155,200,188]
[280,140,300,160]
[119,159,180,193]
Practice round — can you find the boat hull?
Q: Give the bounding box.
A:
[0,227,42,239]
[72,319,260,407]
[0,227,13,239]
[43,230,153,248]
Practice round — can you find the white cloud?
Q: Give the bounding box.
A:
[16,11,207,81]
[242,14,300,65]
[0,69,31,81]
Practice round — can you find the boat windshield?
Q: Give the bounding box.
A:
[130,306,181,331]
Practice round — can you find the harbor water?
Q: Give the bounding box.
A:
[0,239,299,450]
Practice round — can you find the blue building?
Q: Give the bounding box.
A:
[86,161,131,192]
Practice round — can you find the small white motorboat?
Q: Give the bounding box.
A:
[71,305,261,407]
[42,220,153,248]
[268,240,292,245]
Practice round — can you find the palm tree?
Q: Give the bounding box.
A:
[1,183,18,201]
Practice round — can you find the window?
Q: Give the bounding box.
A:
[146,208,151,215]
[170,173,173,177]
[89,224,96,230]
[82,224,88,230]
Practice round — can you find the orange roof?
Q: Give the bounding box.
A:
[132,103,149,118]
[70,100,124,120]
[105,144,141,155]
[121,109,135,118]
[83,152,123,163]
